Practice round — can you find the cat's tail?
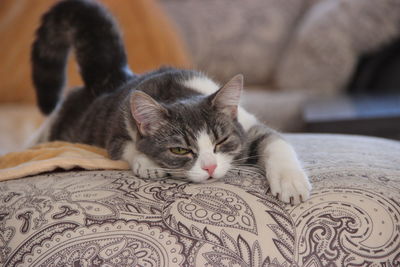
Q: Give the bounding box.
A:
[32,0,134,114]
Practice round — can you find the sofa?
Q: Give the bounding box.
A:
[1,134,399,266]
[1,0,399,266]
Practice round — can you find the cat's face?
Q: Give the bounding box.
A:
[130,75,245,182]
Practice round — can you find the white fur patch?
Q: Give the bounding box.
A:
[196,130,214,154]
[238,107,258,131]
[122,141,166,179]
[213,153,234,180]
[182,76,220,95]
[122,141,138,163]
[188,130,233,183]
[263,139,312,204]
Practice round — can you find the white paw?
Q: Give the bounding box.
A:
[267,163,312,205]
[131,155,167,179]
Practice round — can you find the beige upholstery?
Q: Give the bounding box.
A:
[1,134,399,266]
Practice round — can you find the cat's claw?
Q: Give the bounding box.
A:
[267,164,311,205]
[131,155,167,179]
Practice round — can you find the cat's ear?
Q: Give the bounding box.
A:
[211,74,243,118]
[130,91,168,136]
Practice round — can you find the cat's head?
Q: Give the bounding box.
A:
[130,74,245,183]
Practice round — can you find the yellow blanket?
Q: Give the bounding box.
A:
[0,142,130,182]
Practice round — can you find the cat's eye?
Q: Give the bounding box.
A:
[170,147,191,155]
[214,137,229,152]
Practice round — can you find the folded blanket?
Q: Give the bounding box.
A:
[0,141,129,182]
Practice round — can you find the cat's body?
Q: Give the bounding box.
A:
[31,0,311,204]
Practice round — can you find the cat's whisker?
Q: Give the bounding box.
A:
[232,155,263,162]
[139,166,186,171]
[229,168,264,176]
[232,165,265,171]
[233,163,263,167]
[230,168,262,174]
[182,171,206,177]
[149,167,185,172]
[231,154,262,159]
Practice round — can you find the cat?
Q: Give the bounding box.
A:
[31,0,311,204]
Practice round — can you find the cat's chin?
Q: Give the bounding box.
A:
[187,174,224,184]
[187,177,210,183]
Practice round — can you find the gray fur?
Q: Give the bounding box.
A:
[47,68,250,172]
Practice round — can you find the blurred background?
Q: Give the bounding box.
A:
[0,0,399,155]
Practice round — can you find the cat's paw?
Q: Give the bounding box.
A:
[267,163,311,205]
[131,155,167,179]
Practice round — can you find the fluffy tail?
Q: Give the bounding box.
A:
[32,0,134,114]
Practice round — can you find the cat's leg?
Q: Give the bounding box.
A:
[237,106,311,204]
[245,125,311,204]
[263,134,311,204]
[121,141,168,179]
[131,153,168,179]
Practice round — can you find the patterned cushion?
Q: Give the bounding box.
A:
[1,134,399,266]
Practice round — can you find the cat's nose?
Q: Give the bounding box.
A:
[202,164,217,176]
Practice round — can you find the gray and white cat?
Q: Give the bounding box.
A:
[30,0,311,204]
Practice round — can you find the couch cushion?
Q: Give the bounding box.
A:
[275,0,400,95]
[0,134,399,266]
[160,0,307,86]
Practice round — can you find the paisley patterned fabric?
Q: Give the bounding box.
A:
[1,134,399,266]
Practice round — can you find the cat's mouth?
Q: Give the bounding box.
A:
[186,174,218,183]
[198,174,223,184]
